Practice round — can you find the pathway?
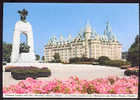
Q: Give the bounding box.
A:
[3,64,126,86]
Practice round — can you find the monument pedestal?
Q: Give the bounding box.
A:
[10,20,36,63]
[5,62,46,67]
[18,53,36,63]
[3,62,48,72]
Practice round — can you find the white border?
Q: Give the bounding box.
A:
[3,94,138,98]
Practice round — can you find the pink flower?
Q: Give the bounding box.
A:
[3,76,138,94]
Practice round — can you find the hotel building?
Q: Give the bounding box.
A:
[44,21,122,63]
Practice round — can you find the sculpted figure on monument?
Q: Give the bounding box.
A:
[18,8,28,22]
[19,43,30,53]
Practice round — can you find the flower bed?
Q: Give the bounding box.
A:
[3,76,138,94]
[10,67,51,80]
[124,66,139,76]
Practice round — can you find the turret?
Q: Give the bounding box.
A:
[83,20,92,40]
[68,34,72,42]
[105,21,117,42]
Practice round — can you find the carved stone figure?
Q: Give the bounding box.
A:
[18,9,28,22]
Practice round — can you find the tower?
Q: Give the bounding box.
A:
[83,20,92,40]
[105,21,117,41]
[83,20,92,58]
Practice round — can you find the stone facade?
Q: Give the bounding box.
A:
[44,21,122,63]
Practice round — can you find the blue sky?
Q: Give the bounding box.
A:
[3,3,139,57]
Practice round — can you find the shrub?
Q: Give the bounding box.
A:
[11,67,51,80]
[106,60,123,67]
[98,56,110,65]
[124,66,139,76]
[53,53,61,63]
[104,60,130,67]
[78,62,93,64]
[69,57,81,63]
[88,58,95,62]
[96,56,130,67]
[124,70,139,76]
[69,57,95,64]
[37,68,51,77]
[50,59,61,63]
[11,70,38,80]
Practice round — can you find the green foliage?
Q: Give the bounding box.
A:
[35,54,40,60]
[122,52,128,59]
[19,43,30,53]
[98,56,110,65]
[3,42,30,63]
[69,57,81,63]
[53,53,60,60]
[11,67,51,80]
[127,35,139,66]
[53,53,61,63]
[105,60,128,67]
[3,42,40,64]
[124,70,139,76]
[41,56,44,61]
[97,56,129,67]
[69,57,95,64]
[3,42,12,63]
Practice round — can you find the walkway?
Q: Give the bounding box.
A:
[3,64,126,86]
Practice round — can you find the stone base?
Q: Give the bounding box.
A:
[6,63,47,67]
[17,53,36,63]
[3,63,48,72]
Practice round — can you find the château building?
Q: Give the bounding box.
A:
[44,21,122,63]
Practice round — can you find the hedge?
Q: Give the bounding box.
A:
[98,60,130,68]
[69,57,95,64]
[10,67,51,80]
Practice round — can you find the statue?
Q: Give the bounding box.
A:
[19,43,30,53]
[18,9,28,22]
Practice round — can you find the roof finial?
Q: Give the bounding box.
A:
[84,19,92,33]
[106,21,109,25]
[106,21,112,33]
[86,19,91,27]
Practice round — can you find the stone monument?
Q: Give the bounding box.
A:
[10,9,36,63]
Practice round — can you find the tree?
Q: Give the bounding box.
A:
[98,56,110,65]
[81,54,88,62]
[53,53,60,60]
[35,54,40,60]
[3,42,38,63]
[122,52,128,59]
[127,35,139,66]
[53,53,61,63]
[3,42,12,63]
[41,56,45,61]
